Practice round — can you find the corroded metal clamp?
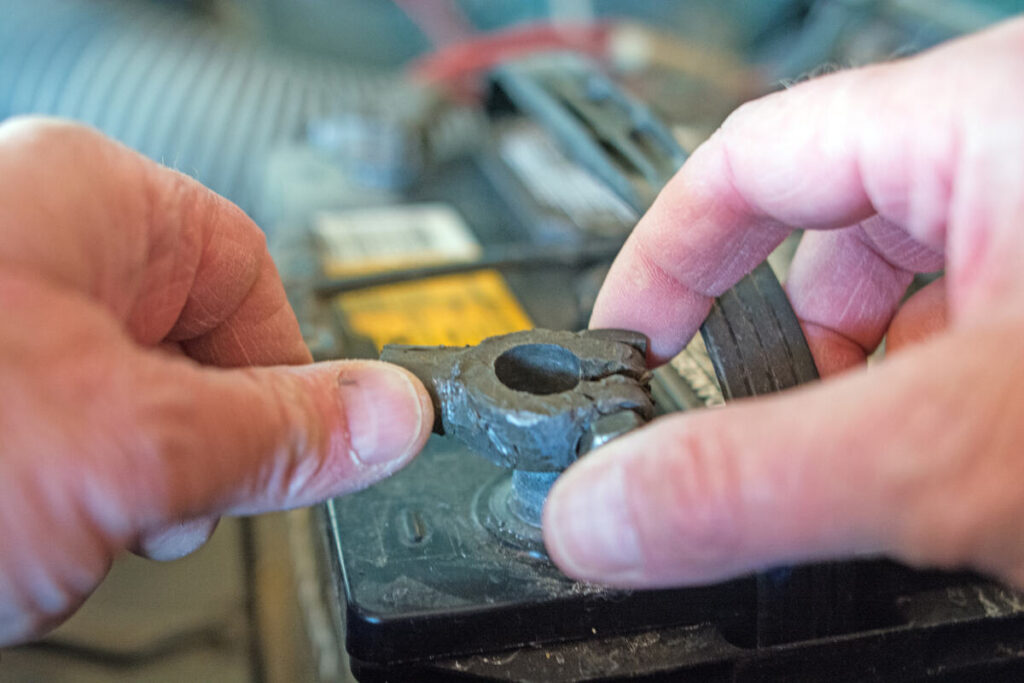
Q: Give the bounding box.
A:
[380,328,653,473]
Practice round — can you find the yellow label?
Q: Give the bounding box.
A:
[333,270,533,347]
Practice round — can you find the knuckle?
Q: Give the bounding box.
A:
[237,367,340,506]
[100,359,234,520]
[0,115,88,141]
[641,416,746,569]
[158,166,262,250]
[125,362,345,518]
[250,370,318,499]
[0,116,108,165]
[154,174,269,342]
[106,391,191,520]
[718,99,760,135]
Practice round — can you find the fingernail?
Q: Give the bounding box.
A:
[338,363,426,466]
[544,455,645,582]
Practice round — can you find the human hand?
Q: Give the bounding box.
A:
[544,19,1024,589]
[0,118,432,644]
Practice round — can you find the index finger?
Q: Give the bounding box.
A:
[0,117,308,368]
[589,26,980,363]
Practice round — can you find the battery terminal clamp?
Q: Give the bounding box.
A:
[381,328,653,551]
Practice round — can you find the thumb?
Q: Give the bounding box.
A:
[543,318,1024,588]
[121,354,433,524]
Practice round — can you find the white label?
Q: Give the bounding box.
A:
[314,203,481,272]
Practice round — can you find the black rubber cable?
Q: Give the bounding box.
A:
[313,238,625,298]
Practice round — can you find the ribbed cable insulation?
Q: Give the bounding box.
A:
[0,0,400,223]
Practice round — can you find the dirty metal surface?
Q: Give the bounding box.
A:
[323,436,754,667]
[381,328,653,472]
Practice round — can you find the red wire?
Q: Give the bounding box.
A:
[408,21,613,97]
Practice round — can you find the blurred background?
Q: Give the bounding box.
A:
[1,0,1022,681]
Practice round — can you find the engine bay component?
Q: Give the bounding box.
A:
[382,328,653,548]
